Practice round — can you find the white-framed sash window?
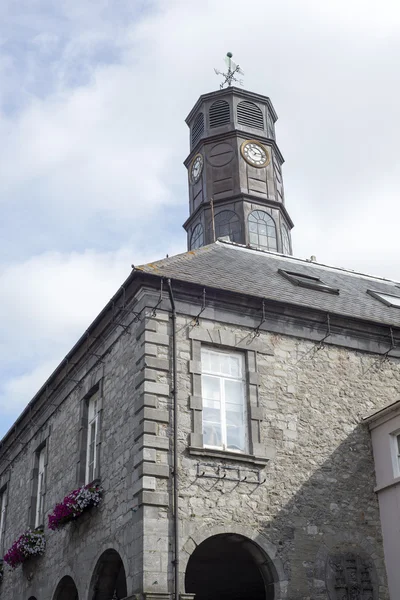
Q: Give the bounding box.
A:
[85,393,99,484]
[201,347,247,453]
[35,447,46,528]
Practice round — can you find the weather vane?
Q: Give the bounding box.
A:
[214,52,244,89]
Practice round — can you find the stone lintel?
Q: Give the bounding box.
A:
[188,326,274,355]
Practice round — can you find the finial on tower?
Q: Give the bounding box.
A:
[214,52,244,89]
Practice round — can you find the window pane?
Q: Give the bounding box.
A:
[397,434,400,455]
[203,420,222,448]
[202,375,220,401]
[225,379,244,405]
[201,350,212,373]
[226,419,245,452]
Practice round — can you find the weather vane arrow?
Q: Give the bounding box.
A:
[214,52,244,89]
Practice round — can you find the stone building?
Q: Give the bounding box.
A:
[0,80,399,600]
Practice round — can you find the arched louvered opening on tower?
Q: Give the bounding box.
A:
[237,101,264,130]
[191,113,204,148]
[248,210,277,251]
[209,100,230,128]
[190,223,204,250]
[212,210,241,243]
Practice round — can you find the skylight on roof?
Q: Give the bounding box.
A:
[278,270,339,294]
[368,290,400,308]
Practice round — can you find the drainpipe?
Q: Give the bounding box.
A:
[167,278,179,600]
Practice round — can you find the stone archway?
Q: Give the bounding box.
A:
[88,549,127,600]
[53,576,79,600]
[185,533,278,600]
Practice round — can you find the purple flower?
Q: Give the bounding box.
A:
[48,483,103,531]
[4,529,45,569]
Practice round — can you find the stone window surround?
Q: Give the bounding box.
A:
[28,427,50,530]
[76,377,104,486]
[188,328,275,467]
[0,470,10,554]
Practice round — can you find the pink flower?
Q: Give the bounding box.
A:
[48,483,103,531]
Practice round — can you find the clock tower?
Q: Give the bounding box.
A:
[183,85,294,255]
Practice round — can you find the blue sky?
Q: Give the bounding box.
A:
[1,0,400,438]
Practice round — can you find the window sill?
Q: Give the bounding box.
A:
[374,475,400,493]
[188,447,270,466]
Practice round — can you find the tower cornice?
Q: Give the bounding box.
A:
[183,130,285,167]
[182,195,294,232]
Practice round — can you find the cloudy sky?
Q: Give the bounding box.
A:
[1,0,400,438]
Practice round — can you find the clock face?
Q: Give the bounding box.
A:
[241,140,270,168]
[190,154,204,184]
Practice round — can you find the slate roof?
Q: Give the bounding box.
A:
[136,240,400,328]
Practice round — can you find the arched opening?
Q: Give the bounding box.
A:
[248,210,277,251]
[212,210,241,243]
[28,597,38,600]
[280,222,291,255]
[190,223,204,250]
[185,534,276,600]
[237,100,264,130]
[209,100,230,128]
[89,549,127,600]
[191,113,204,148]
[53,576,79,600]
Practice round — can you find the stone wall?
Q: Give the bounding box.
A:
[174,315,394,600]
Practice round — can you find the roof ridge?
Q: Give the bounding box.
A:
[215,240,400,286]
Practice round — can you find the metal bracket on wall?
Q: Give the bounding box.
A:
[363,326,398,374]
[152,278,164,317]
[253,299,266,337]
[192,288,207,326]
[196,462,266,484]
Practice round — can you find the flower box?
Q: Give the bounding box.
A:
[48,482,103,531]
[4,529,46,569]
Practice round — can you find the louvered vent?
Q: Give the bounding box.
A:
[237,101,264,130]
[209,100,230,128]
[191,113,204,147]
